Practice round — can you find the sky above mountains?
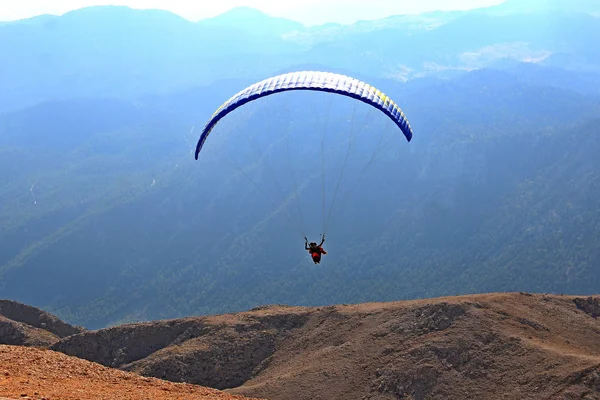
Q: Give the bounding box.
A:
[2,0,506,25]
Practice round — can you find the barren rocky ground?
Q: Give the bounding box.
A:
[0,345,261,400]
[2,293,600,400]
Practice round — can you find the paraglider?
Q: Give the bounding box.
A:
[194,71,414,264]
[305,234,327,264]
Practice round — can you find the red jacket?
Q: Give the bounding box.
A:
[309,246,326,255]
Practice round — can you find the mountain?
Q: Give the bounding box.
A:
[4,293,600,399]
[1,5,598,113]
[497,62,600,94]
[486,0,600,15]
[1,66,599,328]
[199,7,305,36]
[1,3,600,330]
[301,11,600,79]
[47,293,600,399]
[0,6,301,113]
[0,299,84,347]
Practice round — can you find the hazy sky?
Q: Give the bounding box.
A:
[1,0,506,26]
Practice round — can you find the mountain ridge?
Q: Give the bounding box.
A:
[2,292,600,399]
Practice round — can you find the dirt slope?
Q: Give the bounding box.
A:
[50,293,600,400]
[0,345,261,400]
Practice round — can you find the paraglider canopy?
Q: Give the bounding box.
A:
[194,70,413,160]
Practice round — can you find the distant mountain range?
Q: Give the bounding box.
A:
[1,0,598,112]
[0,0,599,329]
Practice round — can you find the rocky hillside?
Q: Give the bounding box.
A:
[0,345,260,400]
[47,293,600,400]
[0,300,85,347]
